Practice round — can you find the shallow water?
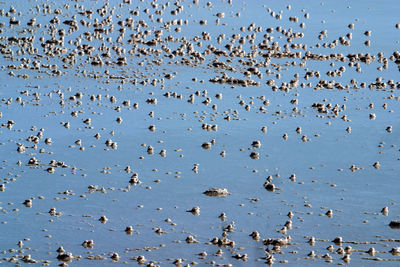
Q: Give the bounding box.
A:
[1,0,400,266]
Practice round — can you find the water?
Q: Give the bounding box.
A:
[0,0,400,266]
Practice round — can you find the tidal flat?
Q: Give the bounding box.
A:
[0,0,400,266]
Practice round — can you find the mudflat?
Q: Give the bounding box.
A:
[0,0,400,266]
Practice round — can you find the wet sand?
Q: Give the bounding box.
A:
[0,0,400,266]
